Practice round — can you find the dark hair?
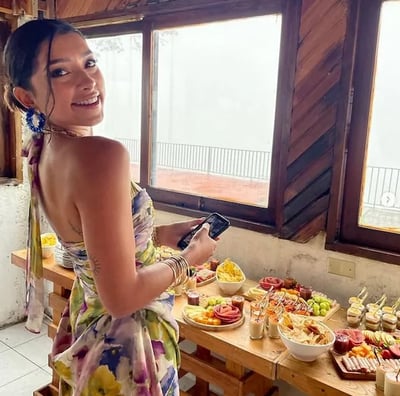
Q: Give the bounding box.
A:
[3,19,82,111]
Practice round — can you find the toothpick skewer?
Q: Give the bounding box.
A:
[357,286,367,299]
[374,347,383,366]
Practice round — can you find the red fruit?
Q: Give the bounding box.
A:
[389,344,400,359]
[381,349,394,360]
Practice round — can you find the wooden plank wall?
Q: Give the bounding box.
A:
[282,0,349,242]
[55,0,351,244]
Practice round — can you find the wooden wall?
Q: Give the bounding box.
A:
[281,0,350,242]
[54,0,353,244]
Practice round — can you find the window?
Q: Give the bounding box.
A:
[150,17,280,208]
[84,1,299,231]
[332,0,400,263]
[89,33,143,182]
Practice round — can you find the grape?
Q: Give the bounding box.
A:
[313,305,320,316]
[320,302,330,311]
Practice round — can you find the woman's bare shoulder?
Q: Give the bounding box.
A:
[73,136,128,166]
[69,136,130,188]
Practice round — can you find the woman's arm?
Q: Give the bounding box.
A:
[72,138,216,318]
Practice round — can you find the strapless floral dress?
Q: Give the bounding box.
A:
[23,133,180,396]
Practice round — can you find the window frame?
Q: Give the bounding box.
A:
[326,0,400,265]
[83,0,301,233]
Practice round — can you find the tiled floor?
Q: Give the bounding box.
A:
[0,321,52,396]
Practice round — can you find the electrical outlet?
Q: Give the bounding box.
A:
[328,258,355,278]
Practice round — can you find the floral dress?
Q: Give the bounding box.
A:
[23,133,180,396]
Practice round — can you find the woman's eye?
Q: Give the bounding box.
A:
[50,68,67,78]
[86,58,97,68]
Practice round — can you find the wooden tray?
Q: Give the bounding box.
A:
[182,309,244,331]
[242,287,340,322]
[331,350,400,380]
[197,275,216,287]
[330,350,376,380]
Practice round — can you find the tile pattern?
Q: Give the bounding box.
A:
[0,321,52,396]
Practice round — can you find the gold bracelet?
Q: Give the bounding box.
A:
[152,226,161,247]
[164,255,190,287]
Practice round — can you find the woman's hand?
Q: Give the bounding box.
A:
[182,223,217,267]
[156,218,205,249]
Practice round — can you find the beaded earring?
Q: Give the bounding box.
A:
[26,107,46,133]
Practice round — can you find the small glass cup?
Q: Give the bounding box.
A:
[231,295,245,313]
[186,290,200,306]
[376,364,392,391]
[174,283,183,296]
[185,275,197,291]
[249,308,266,340]
[384,370,400,396]
[299,286,313,301]
[267,313,280,339]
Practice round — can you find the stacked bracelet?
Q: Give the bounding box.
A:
[164,255,190,287]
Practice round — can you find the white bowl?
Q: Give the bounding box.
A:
[278,315,335,362]
[41,232,58,259]
[216,278,246,295]
[216,260,246,295]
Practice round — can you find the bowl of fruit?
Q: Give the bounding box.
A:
[216,259,246,295]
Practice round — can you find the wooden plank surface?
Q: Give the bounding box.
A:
[11,250,384,395]
[11,250,75,290]
[11,251,283,380]
[277,309,382,396]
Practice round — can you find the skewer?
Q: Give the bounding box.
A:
[374,347,383,366]
[392,297,400,312]
[357,286,367,299]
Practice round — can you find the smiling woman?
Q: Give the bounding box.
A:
[3,18,218,395]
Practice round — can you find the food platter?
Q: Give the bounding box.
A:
[330,350,400,381]
[196,273,216,287]
[242,286,340,321]
[182,307,245,331]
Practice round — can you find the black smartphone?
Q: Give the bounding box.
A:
[177,212,230,250]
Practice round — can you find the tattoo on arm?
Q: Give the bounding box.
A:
[69,221,83,237]
[89,255,101,275]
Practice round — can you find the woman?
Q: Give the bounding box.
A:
[4,19,217,395]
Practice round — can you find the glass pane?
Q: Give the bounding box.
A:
[151,15,281,207]
[359,1,400,232]
[89,34,142,182]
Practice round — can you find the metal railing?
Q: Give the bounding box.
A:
[117,138,271,181]
[363,166,400,210]
[117,137,400,210]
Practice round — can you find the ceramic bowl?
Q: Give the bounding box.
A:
[278,315,335,362]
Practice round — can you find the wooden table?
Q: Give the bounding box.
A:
[11,250,278,396]
[277,309,383,396]
[11,250,384,396]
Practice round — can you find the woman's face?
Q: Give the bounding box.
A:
[29,32,105,131]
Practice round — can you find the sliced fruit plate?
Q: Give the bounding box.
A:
[182,297,244,331]
[182,306,244,331]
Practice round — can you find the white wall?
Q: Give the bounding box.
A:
[0,182,29,327]
[1,191,400,328]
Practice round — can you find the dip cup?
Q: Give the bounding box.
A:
[249,307,266,340]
